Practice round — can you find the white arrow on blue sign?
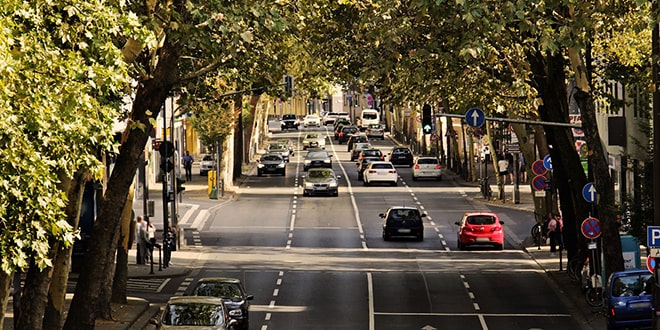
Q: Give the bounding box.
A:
[543,154,553,171]
[582,182,597,203]
[465,108,485,128]
[648,226,660,247]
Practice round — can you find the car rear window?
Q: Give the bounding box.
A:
[203,156,213,161]
[393,149,410,154]
[388,209,421,221]
[343,127,358,133]
[372,163,393,170]
[364,150,382,156]
[466,215,496,225]
[418,158,438,164]
[611,274,653,297]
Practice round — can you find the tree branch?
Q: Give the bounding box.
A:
[177,55,233,84]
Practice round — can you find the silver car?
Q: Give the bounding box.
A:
[412,156,442,181]
[302,168,340,197]
[302,133,326,150]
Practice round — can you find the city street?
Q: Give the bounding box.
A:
[117,127,604,330]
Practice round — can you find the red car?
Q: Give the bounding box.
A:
[455,212,504,250]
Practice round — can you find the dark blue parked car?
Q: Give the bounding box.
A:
[605,269,653,330]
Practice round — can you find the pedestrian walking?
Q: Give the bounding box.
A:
[519,154,527,182]
[506,153,515,184]
[135,216,145,264]
[547,214,561,256]
[138,217,150,264]
[497,155,509,184]
[183,151,193,181]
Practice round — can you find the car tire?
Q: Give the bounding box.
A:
[333,191,339,197]
[437,175,442,181]
[257,170,263,177]
[304,167,308,171]
[412,176,418,181]
[417,235,424,242]
[391,181,397,186]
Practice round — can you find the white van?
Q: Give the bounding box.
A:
[360,109,380,129]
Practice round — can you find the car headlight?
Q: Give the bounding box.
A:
[304,160,312,164]
[257,164,265,168]
[228,309,243,317]
[323,159,331,163]
[305,182,314,188]
[329,181,338,188]
[277,163,285,168]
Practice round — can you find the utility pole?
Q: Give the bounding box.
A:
[651,12,660,330]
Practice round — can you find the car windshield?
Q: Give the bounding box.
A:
[261,155,282,162]
[388,209,421,221]
[343,127,358,133]
[355,143,370,149]
[282,115,296,120]
[269,144,283,150]
[306,134,319,139]
[612,274,653,297]
[162,302,225,326]
[418,158,438,164]
[307,152,327,159]
[193,282,243,299]
[202,156,213,161]
[466,215,496,225]
[308,170,333,179]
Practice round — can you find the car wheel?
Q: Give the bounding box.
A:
[383,232,389,241]
[257,170,263,177]
[357,174,363,181]
[412,176,418,181]
[457,240,462,250]
[303,167,308,171]
[417,235,424,242]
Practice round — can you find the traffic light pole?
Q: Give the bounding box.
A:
[161,109,169,272]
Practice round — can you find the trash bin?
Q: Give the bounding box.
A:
[620,235,641,270]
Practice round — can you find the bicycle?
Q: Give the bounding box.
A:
[584,272,604,307]
[568,250,589,282]
[479,176,492,200]
[530,217,548,249]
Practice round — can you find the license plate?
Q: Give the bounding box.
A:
[314,186,327,190]
[476,237,490,242]
[631,302,651,309]
[398,229,411,233]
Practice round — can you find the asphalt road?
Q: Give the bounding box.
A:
[125,126,590,330]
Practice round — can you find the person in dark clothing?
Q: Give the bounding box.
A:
[183,151,193,181]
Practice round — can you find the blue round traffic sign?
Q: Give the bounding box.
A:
[582,182,597,203]
[465,108,485,128]
[532,175,547,191]
[581,217,601,239]
[543,154,553,171]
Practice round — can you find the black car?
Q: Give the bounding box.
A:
[389,147,414,167]
[303,150,333,171]
[190,277,254,330]
[347,134,369,151]
[337,126,359,144]
[380,206,425,241]
[257,153,286,176]
[280,113,299,131]
[303,168,340,197]
[357,156,381,181]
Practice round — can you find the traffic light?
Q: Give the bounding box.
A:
[160,159,174,173]
[176,177,186,192]
[284,75,294,94]
[422,104,432,134]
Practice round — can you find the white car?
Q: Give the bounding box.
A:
[199,154,215,176]
[412,156,442,181]
[365,124,384,140]
[302,133,326,150]
[362,161,398,186]
[303,114,321,128]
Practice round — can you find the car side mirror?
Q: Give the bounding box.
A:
[421,214,427,217]
[454,222,460,226]
[337,175,342,180]
[246,295,254,300]
[379,213,385,218]
[499,221,504,225]
[256,159,261,163]
[329,154,333,157]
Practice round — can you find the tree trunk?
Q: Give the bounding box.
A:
[0,270,13,329]
[526,49,592,262]
[44,173,86,330]
[233,96,244,181]
[112,187,135,304]
[17,261,54,330]
[63,34,182,330]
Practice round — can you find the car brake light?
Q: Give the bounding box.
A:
[380,155,384,160]
[368,170,376,173]
[435,164,441,169]
[388,170,396,174]
[490,226,502,232]
[414,164,420,169]
[609,307,615,316]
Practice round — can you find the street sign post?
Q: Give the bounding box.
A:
[581,217,601,239]
[647,226,660,247]
[582,182,597,204]
[465,108,485,128]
